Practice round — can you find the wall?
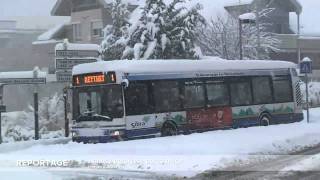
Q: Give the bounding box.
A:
[70,8,103,43]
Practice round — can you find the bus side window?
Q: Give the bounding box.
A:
[230,79,253,106]
[125,82,150,116]
[153,81,181,112]
[206,82,230,107]
[183,81,206,109]
[273,76,293,103]
[252,77,273,104]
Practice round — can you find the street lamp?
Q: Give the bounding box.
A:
[239,12,256,60]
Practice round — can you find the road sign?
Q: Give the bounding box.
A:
[56,50,100,58]
[56,58,97,70]
[0,105,5,113]
[0,78,46,85]
[56,71,72,82]
[300,61,312,74]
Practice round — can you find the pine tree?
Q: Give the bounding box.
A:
[123,0,205,60]
[101,0,130,60]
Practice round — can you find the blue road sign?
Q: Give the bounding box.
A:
[300,61,312,74]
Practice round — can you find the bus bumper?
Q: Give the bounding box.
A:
[71,129,126,143]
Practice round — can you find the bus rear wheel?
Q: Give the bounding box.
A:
[260,116,270,126]
[161,122,178,137]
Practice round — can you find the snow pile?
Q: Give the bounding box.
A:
[1,108,320,177]
[1,93,65,143]
[301,81,320,107]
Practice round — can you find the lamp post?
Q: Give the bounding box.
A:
[239,13,257,60]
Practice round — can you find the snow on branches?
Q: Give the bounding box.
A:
[120,0,205,60]
[197,8,280,60]
[101,0,131,60]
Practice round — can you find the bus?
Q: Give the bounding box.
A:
[70,59,303,143]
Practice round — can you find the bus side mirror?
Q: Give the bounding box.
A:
[121,79,129,89]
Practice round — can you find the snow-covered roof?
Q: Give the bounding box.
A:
[0,70,46,79]
[239,13,256,20]
[55,43,101,51]
[72,57,296,76]
[37,23,66,41]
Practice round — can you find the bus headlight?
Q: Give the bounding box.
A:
[113,131,120,136]
[71,131,79,137]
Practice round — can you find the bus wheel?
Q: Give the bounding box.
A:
[161,122,178,137]
[260,116,270,126]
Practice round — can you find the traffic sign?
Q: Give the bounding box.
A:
[56,58,97,70]
[300,61,312,74]
[0,78,46,85]
[56,50,99,58]
[56,71,72,82]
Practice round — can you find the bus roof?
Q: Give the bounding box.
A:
[72,57,297,76]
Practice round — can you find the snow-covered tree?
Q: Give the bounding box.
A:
[101,0,130,60]
[123,0,205,60]
[197,8,280,60]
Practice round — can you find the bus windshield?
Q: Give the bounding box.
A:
[73,85,123,121]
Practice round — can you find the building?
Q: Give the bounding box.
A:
[224,0,320,78]
[0,20,45,71]
[36,0,320,77]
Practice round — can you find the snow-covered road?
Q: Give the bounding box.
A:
[1,109,320,179]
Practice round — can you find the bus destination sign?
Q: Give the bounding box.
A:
[73,72,117,86]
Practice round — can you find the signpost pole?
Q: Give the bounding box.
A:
[300,57,312,124]
[63,87,69,137]
[0,85,3,144]
[33,68,39,140]
[305,72,310,123]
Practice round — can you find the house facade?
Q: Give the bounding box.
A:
[225,0,320,78]
[33,0,138,73]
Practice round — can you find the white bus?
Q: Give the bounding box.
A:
[71,59,303,143]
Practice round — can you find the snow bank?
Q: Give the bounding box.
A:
[301,81,320,107]
[1,109,320,177]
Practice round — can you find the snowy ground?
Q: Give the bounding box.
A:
[1,109,320,179]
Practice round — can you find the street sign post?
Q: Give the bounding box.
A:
[55,41,100,82]
[300,57,312,123]
[0,68,46,143]
[56,58,97,70]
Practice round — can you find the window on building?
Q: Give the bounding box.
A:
[273,76,293,103]
[91,21,103,38]
[72,23,82,41]
[183,81,205,109]
[252,77,273,104]
[153,81,181,112]
[125,82,151,115]
[72,0,99,12]
[230,80,253,106]
[206,82,230,107]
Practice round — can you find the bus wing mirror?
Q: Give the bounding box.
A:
[121,79,129,88]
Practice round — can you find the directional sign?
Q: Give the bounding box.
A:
[0,78,46,85]
[56,50,99,58]
[56,58,97,70]
[56,71,72,82]
[300,61,312,74]
[0,105,6,113]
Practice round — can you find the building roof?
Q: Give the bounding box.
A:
[51,0,142,16]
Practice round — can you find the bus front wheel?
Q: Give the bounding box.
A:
[260,115,270,126]
[161,122,178,137]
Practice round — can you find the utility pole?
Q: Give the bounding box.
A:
[239,19,243,60]
[255,0,261,59]
[0,85,3,144]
